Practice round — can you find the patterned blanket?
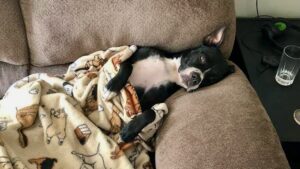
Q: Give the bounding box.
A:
[0,46,168,169]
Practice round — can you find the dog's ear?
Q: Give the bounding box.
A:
[203,26,226,47]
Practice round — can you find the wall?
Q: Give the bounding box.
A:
[235,0,300,18]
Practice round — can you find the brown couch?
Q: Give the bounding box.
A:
[0,0,290,168]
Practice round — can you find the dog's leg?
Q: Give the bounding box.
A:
[139,83,179,110]
[104,61,133,100]
[120,84,177,142]
[120,109,156,142]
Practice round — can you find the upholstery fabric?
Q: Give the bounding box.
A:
[0,0,29,65]
[30,64,69,76]
[0,64,69,98]
[155,64,290,169]
[20,0,235,66]
[0,62,28,98]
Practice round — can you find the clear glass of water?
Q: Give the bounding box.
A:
[275,45,300,86]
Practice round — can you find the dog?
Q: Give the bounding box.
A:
[105,26,235,142]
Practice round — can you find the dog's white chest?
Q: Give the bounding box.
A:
[129,56,179,91]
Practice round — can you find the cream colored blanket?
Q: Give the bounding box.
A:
[0,46,168,169]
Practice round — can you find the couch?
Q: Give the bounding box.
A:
[0,0,290,168]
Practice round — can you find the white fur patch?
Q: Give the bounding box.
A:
[129,55,181,91]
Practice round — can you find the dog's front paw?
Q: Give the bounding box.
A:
[104,78,120,101]
[152,103,168,115]
[120,124,139,142]
[106,78,115,91]
[103,86,117,101]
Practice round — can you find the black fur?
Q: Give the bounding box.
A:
[41,158,57,169]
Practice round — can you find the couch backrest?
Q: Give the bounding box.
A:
[0,0,29,65]
[18,0,236,67]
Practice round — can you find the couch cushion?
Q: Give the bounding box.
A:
[0,63,68,98]
[0,62,28,98]
[156,64,290,169]
[30,64,68,76]
[0,0,29,65]
[20,0,235,66]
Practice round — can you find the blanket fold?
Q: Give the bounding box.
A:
[0,46,167,169]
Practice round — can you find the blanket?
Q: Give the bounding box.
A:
[0,46,168,169]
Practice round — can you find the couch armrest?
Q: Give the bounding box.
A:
[155,63,290,169]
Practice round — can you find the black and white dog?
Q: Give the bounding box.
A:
[106,26,234,142]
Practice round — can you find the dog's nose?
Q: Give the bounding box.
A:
[191,72,200,85]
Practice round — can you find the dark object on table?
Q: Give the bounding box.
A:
[261,20,300,51]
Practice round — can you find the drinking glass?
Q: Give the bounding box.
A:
[294,109,300,125]
[275,45,300,86]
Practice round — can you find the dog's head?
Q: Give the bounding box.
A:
[177,26,235,92]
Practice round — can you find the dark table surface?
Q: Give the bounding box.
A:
[236,18,300,142]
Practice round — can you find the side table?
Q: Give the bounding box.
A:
[231,18,300,168]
